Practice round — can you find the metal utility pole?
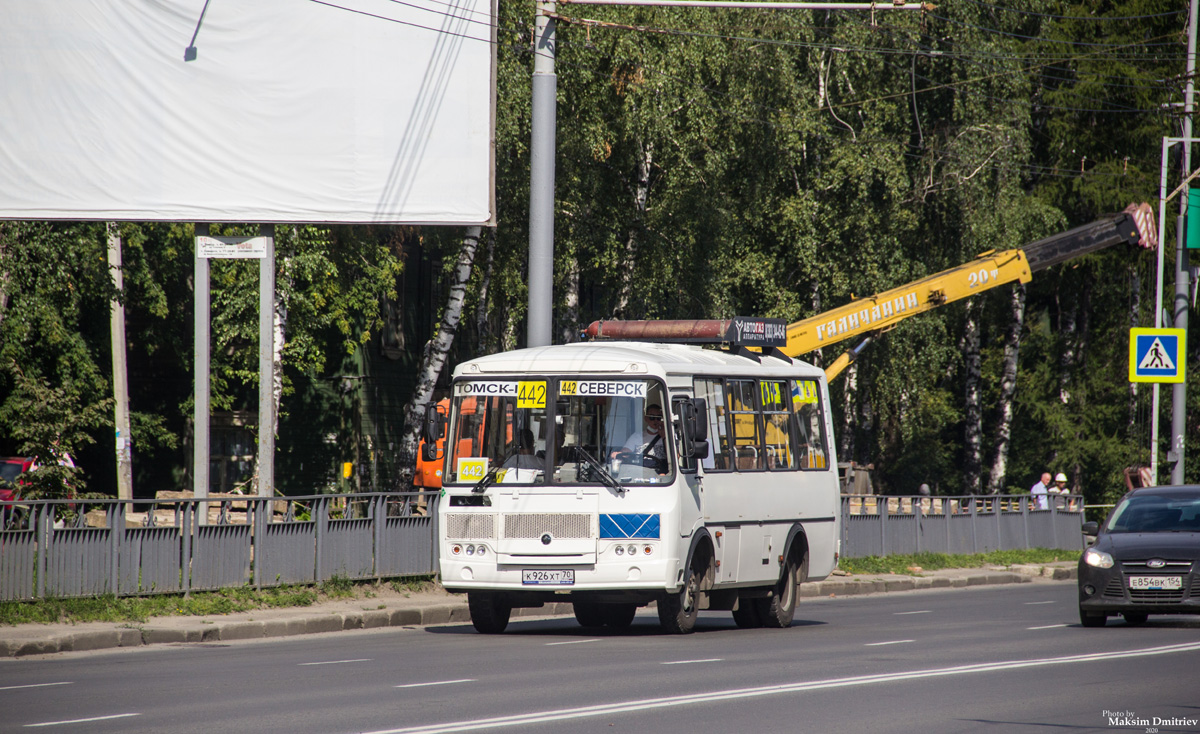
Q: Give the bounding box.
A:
[106,223,133,501]
[1170,0,1197,485]
[527,0,557,348]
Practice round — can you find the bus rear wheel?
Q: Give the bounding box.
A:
[468,592,512,634]
[755,554,803,628]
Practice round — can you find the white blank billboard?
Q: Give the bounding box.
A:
[0,0,495,224]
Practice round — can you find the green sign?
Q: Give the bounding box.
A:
[1189,189,1200,249]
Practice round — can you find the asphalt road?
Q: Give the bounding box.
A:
[2,582,1198,734]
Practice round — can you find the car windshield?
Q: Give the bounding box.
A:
[1104,494,1200,533]
[0,462,24,483]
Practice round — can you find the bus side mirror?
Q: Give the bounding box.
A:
[420,403,445,461]
[689,398,708,443]
[672,398,709,460]
[1081,521,1098,536]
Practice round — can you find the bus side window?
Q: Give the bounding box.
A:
[727,379,763,471]
[790,379,828,470]
[694,378,730,471]
[760,380,795,471]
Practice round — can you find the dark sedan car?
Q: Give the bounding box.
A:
[1078,485,1200,627]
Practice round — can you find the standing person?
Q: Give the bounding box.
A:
[1031,472,1051,510]
[1052,472,1071,510]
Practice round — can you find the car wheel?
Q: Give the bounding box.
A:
[1079,606,1107,628]
[1123,612,1149,625]
[468,592,511,634]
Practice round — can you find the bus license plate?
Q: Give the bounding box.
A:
[522,569,574,586]
[1128,575,1182,590]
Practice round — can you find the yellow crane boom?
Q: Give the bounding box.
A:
[583,203,1156,381]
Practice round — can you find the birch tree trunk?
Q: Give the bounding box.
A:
[1128,265,1140,439]
[838,363,856,464]
[395,227,482,489]
[475,227,496,353]
[963,299,983,495]
[559,254,580,344]
[987,283,1025,494]
[615,140,653,318]
[1058,293,1077,404]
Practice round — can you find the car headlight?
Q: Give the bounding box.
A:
[1083,548,1114,568]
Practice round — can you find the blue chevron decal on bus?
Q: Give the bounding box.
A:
[599,514,660,539]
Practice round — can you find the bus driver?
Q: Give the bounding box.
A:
[615,403,668,474]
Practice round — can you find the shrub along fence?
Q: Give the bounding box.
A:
[0,493,1082,602]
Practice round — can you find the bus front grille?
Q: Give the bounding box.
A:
[445,513,496,540]
[503,513,593,540]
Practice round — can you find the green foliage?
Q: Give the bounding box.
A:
[0,576,437,626]
[1,1,1193,498]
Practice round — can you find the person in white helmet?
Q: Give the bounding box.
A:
[1051,472,1070,509]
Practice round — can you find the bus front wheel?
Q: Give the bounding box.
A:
[659,557,706,634]
[468,592,512,634]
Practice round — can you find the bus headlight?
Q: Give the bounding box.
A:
[614,545,625,556]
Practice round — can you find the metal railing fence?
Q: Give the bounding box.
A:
[840,494,1085,558]
[1,492,1083,601]
[0,492,436,602]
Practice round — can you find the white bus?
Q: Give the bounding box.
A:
[425,325,840,634]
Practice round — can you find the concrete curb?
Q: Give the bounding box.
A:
[0,567,1074,658]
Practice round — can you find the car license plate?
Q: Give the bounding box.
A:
[1128,575,1182,590]
[522,569,574,586]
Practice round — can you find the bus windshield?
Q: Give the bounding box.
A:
[444,378,673,487]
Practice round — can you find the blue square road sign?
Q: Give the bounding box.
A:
[1129,328,1186,383]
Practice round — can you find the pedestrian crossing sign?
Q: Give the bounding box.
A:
[1129,328,1187,383]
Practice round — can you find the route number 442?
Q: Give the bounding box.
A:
[517,381,546,409]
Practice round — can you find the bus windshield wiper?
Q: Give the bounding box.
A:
[574,447,625,494]
[472,445,519,494]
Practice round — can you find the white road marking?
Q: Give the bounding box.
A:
[864,640,914,646]
[1027,624,1069,630]
[545,639,601,646]
[360,642,1200,734]
[893,610,931,615]
[395,679,476,689]
[661,658,722,665]
[300,658,372,666]
[1025,601,1056,605]
[25,713,140,728]
[0,682,71,692]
